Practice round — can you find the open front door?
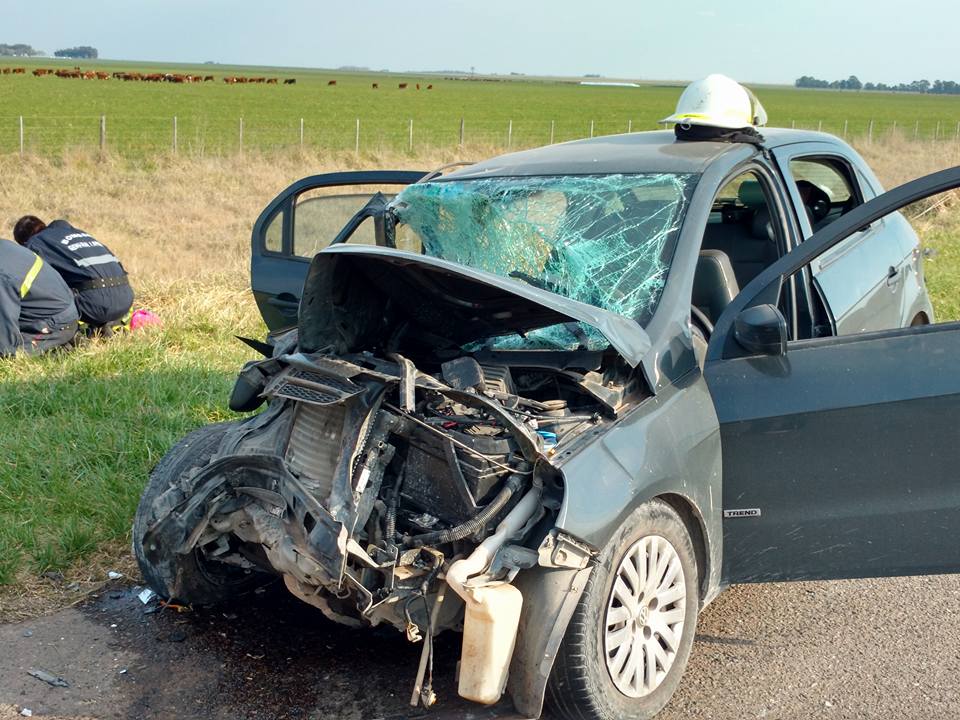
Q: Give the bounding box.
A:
[251,170,426,330]
[704,166,960,584]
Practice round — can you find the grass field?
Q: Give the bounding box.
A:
[0,122,958,617]
[3,58,960,156]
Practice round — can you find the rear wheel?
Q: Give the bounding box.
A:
[547,500,699,720]
[133,421,268,605]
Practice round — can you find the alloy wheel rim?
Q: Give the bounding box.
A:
[603,534,686,698]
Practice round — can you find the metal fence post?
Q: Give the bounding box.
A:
[239,117,244,153]
[172,116,178,154]
[408,118,413,152]
[549,120,555,144]
[300,118,304,148]
[355,118,360,153]
[18,115,23,157]
[589,120,595,138]
[99,115,106,153]
[507,119,512,148]
[459,117,464,147]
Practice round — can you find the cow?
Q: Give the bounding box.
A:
[398,82,407,89]
[266,78,278,84]
[1,69,9,75]
[327,80,337,86]
[284,78,296,85]
[427,84,433,90]
[12,67,26,74]
[204,75,214,81]
[96,71,109,80]
[416,83,420,90]
[33,69,48,76]
[371,82,378,89]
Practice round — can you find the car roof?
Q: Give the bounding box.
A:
[444,128,844,179]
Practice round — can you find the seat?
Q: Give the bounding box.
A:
[693,249,740,324]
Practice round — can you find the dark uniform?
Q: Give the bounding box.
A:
[0,240,79,356]
[24,220,134,330]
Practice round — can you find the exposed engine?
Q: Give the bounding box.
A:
[142,346,620,706]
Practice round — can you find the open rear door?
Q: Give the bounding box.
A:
[251,170,426,330]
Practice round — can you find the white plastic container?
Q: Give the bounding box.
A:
[458,583,524,705]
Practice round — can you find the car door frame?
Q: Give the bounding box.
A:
[705,164,960,583]
[250,170,427,330]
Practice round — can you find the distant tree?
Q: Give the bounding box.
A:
[54,46,98,59]
[846,75,862,90]
[864,82,875,91]
[794,75,960,95]
[0,43,43,56]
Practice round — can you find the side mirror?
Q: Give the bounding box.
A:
[734,304,787,356]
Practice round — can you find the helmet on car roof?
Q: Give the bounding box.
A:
[661,74,768,130]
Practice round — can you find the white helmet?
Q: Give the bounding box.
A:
[661,74,768,129]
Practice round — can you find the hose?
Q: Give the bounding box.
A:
[402,470,527,548]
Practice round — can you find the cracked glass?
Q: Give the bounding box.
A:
[390,173,697,350]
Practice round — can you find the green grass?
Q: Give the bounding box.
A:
[2,58,960,156]
[0,282,264,584]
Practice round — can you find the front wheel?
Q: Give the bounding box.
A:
[133,421,269,605]
[547,500,700,720]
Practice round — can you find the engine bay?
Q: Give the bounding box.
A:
[141,343,635,706]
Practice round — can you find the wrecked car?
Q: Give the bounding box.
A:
[134,129,956,720]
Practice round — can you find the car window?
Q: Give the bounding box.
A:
[292,186,400,257]
[789,158,859,233]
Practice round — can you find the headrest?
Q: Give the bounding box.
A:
[737,180,766,209]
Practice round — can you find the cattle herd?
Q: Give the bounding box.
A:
[1,66,435,90]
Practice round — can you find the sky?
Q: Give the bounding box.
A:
[4,0,956,85]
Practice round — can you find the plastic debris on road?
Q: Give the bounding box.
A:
[27,668,69,688]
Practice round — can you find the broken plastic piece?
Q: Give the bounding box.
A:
[28,668,69,688]
[19,708,32,717]
[107,570,123,580]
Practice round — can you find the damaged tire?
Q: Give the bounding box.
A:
[547,500,699,720]
[133,421,268,605]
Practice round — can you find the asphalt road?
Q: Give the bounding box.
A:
[1,574,958,720]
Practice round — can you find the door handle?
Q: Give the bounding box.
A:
[267,295,300,316]
[886,265,901,287]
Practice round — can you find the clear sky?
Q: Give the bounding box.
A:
[5,0,955,85]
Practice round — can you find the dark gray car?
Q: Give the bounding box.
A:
[134,129,954,720]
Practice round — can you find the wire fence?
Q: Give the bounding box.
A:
[2,114,960,158]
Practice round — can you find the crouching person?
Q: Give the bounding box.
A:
[0,238,79,356]
[14,216,134,335]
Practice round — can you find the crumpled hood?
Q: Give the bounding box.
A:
[298,244,651,367]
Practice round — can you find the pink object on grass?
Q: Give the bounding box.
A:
[130,308,161,331]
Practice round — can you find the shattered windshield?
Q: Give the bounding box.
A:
[390,173,697,351]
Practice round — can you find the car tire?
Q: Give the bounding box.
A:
[547,499,700,720]
[133,421,268,605]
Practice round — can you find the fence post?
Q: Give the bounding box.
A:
[99,114,106,153]
[627,119,632,133]
[589,120,595,138]
[956,121,959,141]
[842,119,848,138]
[892,119,897,135]
[239,117,244,153]
[172,116,178,154]
[355,118,360,153]
[549,120,555,144]
[817,120,822,132]
[914,120,919,140]
[459,117,464,147]
[791,119,795,129]
[408,118,413,152]
[935,120,941,140]
[299,118,304,148]
[18,115,23,157]
[507,119,512,148]
[868,119,874,144]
